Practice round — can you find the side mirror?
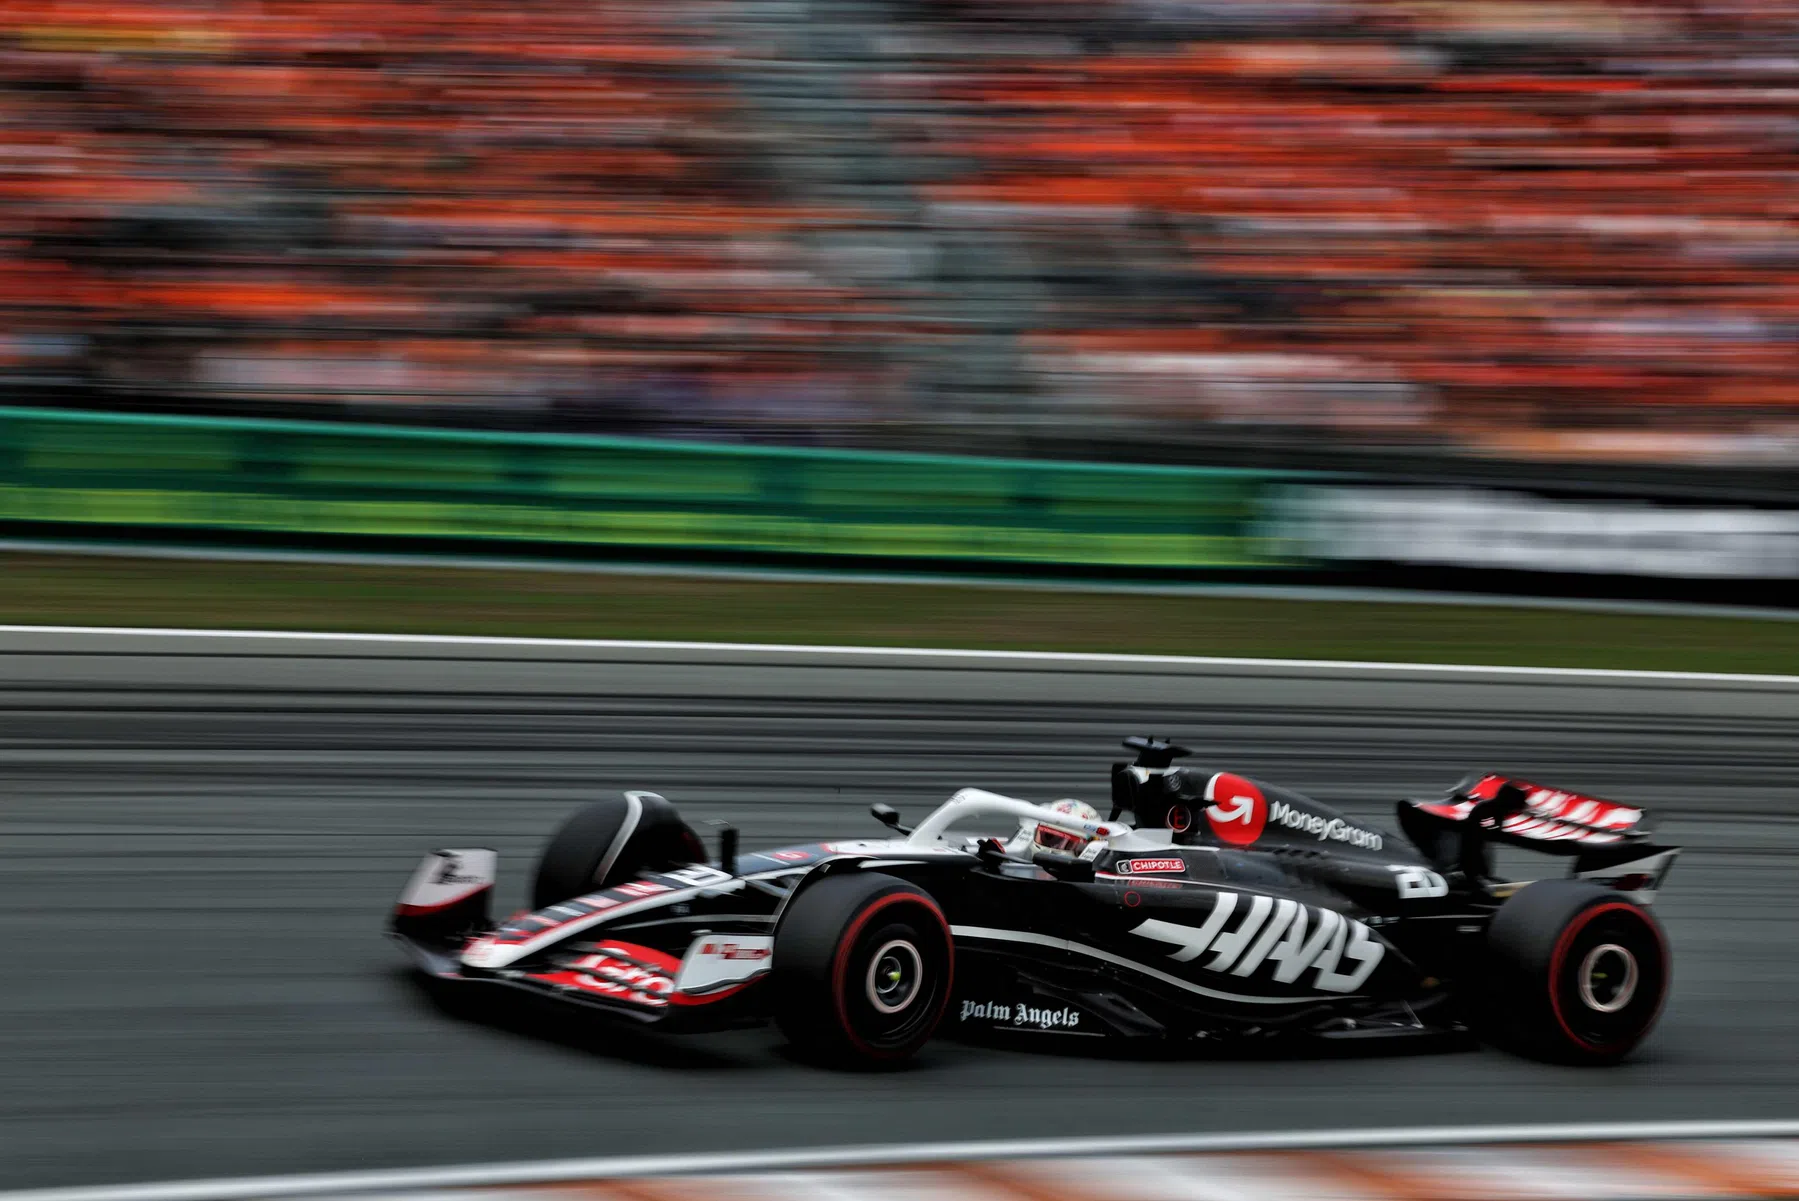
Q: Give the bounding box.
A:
[871,804,912,835]
[706,820,738,875]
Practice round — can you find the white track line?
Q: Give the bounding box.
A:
[0,626,1795,685]
[7,1120,1799,1201]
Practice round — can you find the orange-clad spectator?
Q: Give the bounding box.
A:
[3,0,1799,461]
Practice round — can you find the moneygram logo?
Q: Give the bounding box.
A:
[1267,800,1383,851]
[1204,772,1267,845]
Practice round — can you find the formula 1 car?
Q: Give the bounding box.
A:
[390,737,1678,1066]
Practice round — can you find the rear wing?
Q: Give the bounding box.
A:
[1398,775,1679,903]
[1405,773,1650,847]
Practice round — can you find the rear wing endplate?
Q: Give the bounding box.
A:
[1399,775,1680,902]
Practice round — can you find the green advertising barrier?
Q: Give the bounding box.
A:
[0,407,1293,569]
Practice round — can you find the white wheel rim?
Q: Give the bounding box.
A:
[1578,942,1640,1014]
[866,939,923,1014]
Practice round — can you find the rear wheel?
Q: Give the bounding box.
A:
[1484,879,1668,1064]
[772,872,953,1067]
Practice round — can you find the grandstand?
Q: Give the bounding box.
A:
[1,0,1797,463]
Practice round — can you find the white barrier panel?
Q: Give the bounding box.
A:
[1271,485,1799,578]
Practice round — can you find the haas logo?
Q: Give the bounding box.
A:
[1133,893,1386,994]
[1205,773,1266,846]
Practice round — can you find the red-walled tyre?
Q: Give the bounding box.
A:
[772,872,953,1068]
[1484,879,1669,1065]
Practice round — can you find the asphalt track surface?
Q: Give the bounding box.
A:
[4,631,1798,1190]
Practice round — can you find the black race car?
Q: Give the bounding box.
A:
[390,737,1678,1066]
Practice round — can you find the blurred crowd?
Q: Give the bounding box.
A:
[3,0,1799,461]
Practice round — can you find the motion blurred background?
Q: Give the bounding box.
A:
[4,0,1798,458]
[0,0,1797,604]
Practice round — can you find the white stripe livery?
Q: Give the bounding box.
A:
[1130,892,1385,994]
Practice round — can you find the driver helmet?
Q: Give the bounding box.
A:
[1033,798,1101,854]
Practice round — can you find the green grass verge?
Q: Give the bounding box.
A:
[0,551,1791,673]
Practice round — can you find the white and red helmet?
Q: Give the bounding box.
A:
[1033,798,1101,854]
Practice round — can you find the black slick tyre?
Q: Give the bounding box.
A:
[772,872,953,1067]
[1484,879,1669,1064]
[531,794,649,909]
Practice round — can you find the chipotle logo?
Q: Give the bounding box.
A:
[1114,858,1185,875]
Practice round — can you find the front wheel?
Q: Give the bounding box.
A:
[1484,879,1669,1064]
[771,872,953,1067]
[531,792,704,909]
